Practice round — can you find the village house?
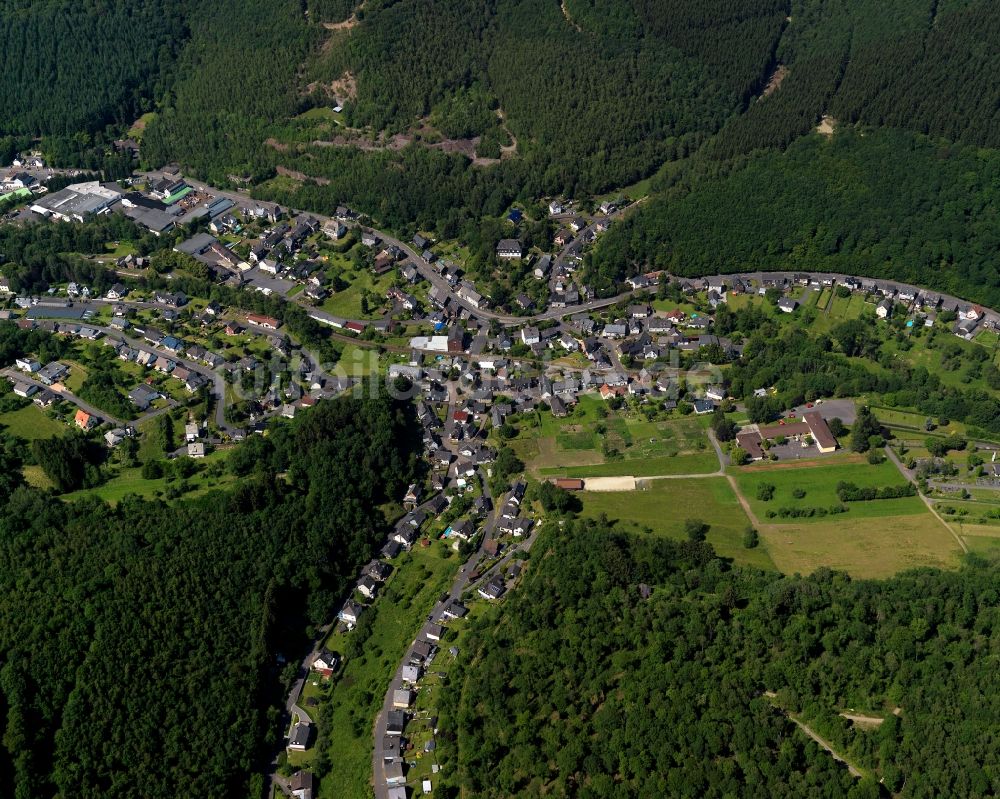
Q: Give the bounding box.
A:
[74,409,99,430]
[496,239,523,259]
[338,600,363,626]
[246,313,280,331]
[129,384,161,410]
[287,721,312,752]
[289,771,314,799]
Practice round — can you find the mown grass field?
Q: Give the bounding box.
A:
[759,512,962,578]
[731,456,923,523]
[62,450,234,504]
[320,260,395,320]
[0,404,66,439]
[578,477,775,570]
[870,405,959,432]
[335,342,383,377]
[317,544,460,799]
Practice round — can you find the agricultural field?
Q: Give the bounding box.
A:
[952,521,1000,555]
[758,512,962,579]
[731,455,924,523]
[578,477,774,570]
[315,544,460,799]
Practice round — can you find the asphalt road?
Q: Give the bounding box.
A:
[86,322,238,433]
[2,367,126,427]
[370,478,506,799]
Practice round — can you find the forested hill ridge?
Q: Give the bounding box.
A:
[440,522,1000,798]
[0,396,420,799]
[8,0,1000,190]
[8,3,1000,295]
[587,129,1000,304]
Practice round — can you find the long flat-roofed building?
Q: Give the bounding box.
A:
[30,181,121,222]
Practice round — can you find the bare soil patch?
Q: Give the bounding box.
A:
[583,476,637,492]
[323,16,358,31]
[761,64,789,98]
[839,712,885,728]
[276,165,330,185]
[560,0,582,31]
[306,70,358,101]
[817,115,837,137]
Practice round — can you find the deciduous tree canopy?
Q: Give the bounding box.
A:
[441,521,1000,797]
[0,396,419,799]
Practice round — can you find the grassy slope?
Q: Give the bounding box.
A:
[317,543,460,799]
[0,405,66,439]
[578,477,775,570]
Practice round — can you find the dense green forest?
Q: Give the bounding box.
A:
[0,0,189,135]
[0,396,420,799]
[10,0,1000,207]
[441,521,1000,797]
[590,129,1000,304]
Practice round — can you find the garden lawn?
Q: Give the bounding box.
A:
[320,269,395,320]
[335,342,381,377]
[0,404,66,439]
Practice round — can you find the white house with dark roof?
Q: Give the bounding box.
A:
[496,239,523,259]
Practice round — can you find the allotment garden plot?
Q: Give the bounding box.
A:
[515,399,718,478]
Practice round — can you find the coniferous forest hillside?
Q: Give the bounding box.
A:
[9,1,1000,303]
[588,129,1000,302]
[0,0,189,135]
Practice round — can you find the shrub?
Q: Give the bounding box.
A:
[684,518,709,542]
[756,483,775,501]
